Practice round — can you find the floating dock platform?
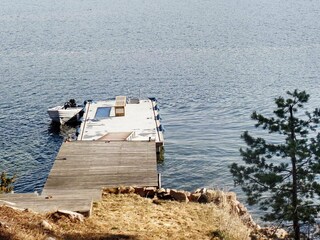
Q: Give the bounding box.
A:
[0,96,164,216]
[78,96,164,153]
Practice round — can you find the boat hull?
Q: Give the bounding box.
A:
[47,106,83,124]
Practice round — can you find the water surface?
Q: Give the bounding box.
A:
[1,0,320,216]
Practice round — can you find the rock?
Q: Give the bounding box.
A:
[241,213,255,227]
[194,188,207,194]
[134,187,146,197]
[0,221,9,228]
[46,237,56,240]
[230,199,240,207]
[237,203,247,215]
[250,228,270,240]
[195,189,226,204]
[255,224,261,231]
[169,189,189,203]
[249,233,259,240]
[205,189,220,204]
[157,189,174,200]
[145,187,157,198]
[189,192,201,202]
[156,188,166,194]
[225,192,237,202]
[40,220,52,231]
[207,190,229,206]
[152,198,162,205]
[275,228,288,239]
[120,186,135,194]
[56,210,84,222]
[230,200,240,213]
[255,227,288,239]
[103,187,119,194]
[198,193,209,204]
[117,186,126,193]
[156,188,172,200]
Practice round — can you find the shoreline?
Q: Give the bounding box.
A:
[0,186,288,240]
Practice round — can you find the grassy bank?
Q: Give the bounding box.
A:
[0,192,251,240]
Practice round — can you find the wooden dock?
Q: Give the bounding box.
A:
[0,141,159,216]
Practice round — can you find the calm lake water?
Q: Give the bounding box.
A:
[1,0,320,215]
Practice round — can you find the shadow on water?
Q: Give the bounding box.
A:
[48,121,80,139]
[48,122,64,135]
[16,121,81,193]
[14,122,80,193]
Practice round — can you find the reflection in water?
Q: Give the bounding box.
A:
[48,121,80,144]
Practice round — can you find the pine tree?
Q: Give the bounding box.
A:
[230,90,320,240]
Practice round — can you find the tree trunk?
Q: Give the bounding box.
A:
[289,105,300,240]
[291,156,300,240]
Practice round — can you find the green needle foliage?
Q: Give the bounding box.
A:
[0,171,16,193]
[230,90,320,240]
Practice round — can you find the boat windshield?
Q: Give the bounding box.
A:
[95,107,111,119]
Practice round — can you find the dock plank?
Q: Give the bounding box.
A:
[44,141,158,191]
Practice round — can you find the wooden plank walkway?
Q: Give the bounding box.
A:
[43,141,158,193]
[0,141,158,216]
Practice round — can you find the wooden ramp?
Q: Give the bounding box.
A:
[0,141,158,216]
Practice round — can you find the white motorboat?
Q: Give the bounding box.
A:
[47,99,83,124]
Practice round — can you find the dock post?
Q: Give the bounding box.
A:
[158,173,162,188]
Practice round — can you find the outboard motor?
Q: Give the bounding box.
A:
[69,99,77,107]
[64,99,77,109]
[64,102,70,109]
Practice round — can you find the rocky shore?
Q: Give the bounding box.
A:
[103,186,288,239]
[0,186,289,240]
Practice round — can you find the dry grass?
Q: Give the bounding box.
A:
[0,193,250,240]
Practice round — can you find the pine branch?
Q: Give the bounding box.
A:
[297,157,312,169]
[246,174,272,190]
